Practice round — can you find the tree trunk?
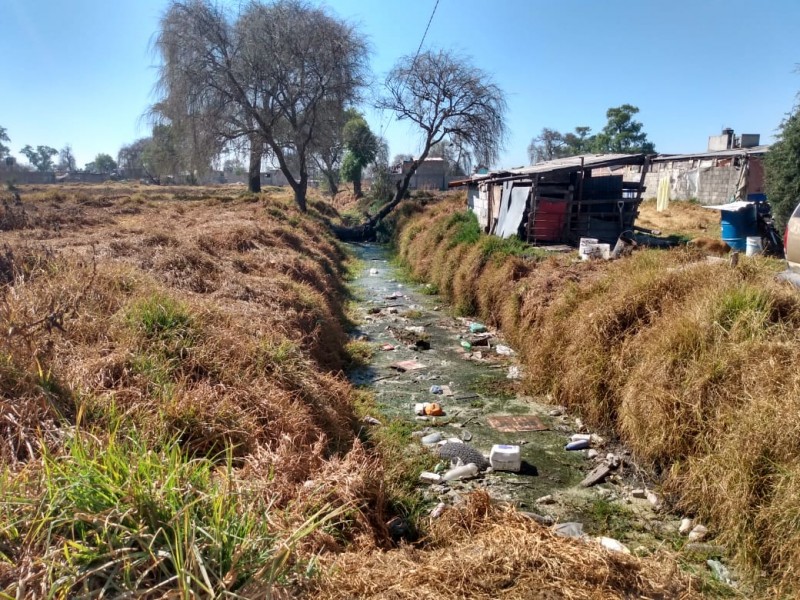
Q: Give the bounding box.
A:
[324,170,339,196]
[353,173,363,198]
[248,138,262,193]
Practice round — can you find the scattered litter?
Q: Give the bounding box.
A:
[442,463,479,481]
[429,385,443,395]
[688,524,708,542]
[496,344,513,356]
[421,432,442,445]
[486,415,547,433]
[631,489,647,499]
[468,333,492,347]
[369,268,379,275]
[565,439,590,451]
[390,360,426,372]
[605,453,620,468]
[548,407,565,417]
[507,366,521,380]
[430,502,446,518]
[587,449,599,459]
[580,463,612,487]
[707,560,734,585]
[646,491,660,507]
[599,537,631,554]
[460,340,472,350]
[425,403,444,416]
[553,522,584,538]
[460,429,473,442]
[362,416,381,426]
[380,343,395,351]
[679,518,693,535]
[571,434,591,442]
[419,471,441,483]
[536,495,555,505]
[522,512,554,526]
[437,442,490,470]
[405,325,425,334]
[489,444,521,472]
[469,322,487,333]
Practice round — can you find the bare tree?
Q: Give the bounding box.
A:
[527,128,566,164]
[335,50,506,239]
[57,145,76,172]
[153,0,369,208]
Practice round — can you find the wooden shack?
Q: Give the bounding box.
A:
[455,154,649,246]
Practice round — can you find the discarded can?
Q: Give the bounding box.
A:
[565,439,590,451]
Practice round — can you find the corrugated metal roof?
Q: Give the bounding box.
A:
[450,154,646,186]
[652,145,770,162]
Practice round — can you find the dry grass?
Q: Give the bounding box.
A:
[637,198,721,239]
[311,491,701,599]
[396,194,800,596]
[0,183,389,596]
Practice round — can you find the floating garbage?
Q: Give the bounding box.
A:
[553,522,584,538]
[442,463,479,481]
[369,268,379,275]
[421,432,442,445]
[489,444,521,472]
[565,439,590,451]
[419,471,441,484]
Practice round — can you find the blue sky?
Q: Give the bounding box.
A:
[1,0,799,170]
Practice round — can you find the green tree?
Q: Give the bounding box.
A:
[765,107,800,229]
[0,126,10,160]
[339,114,378,198]
[563,126,594,155]
[92,153,117,173]
[592,104,655,154]
[20,145,58,171]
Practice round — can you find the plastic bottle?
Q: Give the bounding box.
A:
[442,463,479,481]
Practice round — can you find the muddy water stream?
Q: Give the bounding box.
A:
[346,244,683,541]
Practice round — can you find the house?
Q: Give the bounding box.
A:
[453,153,649,246]
[392,157,451,191]
[621,129,769,205]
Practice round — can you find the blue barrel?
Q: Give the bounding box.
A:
[721,204,758,251]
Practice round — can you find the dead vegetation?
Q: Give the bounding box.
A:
[0,183,391,596]
[395,194,800,596]
[311,492,701,599]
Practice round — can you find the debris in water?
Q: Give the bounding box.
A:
[437,442,490,470]
[390,360,426,372]
[553,522,584,538]
[486,415,547,433]
[369,268,379,275]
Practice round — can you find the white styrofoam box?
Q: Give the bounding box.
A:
[490,444,521,472]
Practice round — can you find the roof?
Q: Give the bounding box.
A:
[652,145,770,162]
[449,153,646,187]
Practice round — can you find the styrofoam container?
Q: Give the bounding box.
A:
[578,238,599,260]
[490,444,521,472]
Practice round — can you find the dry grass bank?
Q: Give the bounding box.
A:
[395,194,800,596]
[0,183,393,597]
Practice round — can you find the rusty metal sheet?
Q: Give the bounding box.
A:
[486,415,547,432]
[390,360,427,372]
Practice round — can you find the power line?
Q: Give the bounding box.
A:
[378,0,441,144]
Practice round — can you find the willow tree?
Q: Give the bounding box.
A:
[154,0,368,208]
[335,50,507,239]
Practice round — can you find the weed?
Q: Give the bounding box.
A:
[446,210,481,248]
[344,340,374,368]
